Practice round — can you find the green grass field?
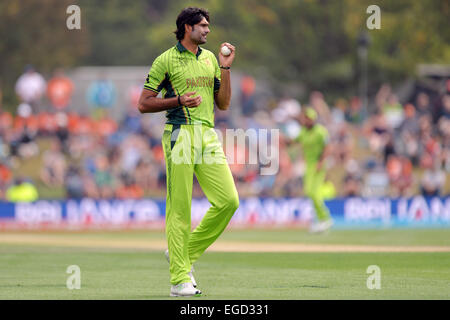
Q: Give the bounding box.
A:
[0,229,449,300]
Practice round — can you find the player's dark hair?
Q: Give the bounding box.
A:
[174,7,209,41]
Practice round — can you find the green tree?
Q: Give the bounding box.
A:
[1,0,449,110]
[0,0,89,111]
[143,0,449,101]
[78,0,166,65]
[345,0,450,84]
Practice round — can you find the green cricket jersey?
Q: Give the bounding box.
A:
[296,124,329,165]
[144,42,221,128]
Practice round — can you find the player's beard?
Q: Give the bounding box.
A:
[190,26,207,45]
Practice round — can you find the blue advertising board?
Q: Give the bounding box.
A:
[0,196,449,229]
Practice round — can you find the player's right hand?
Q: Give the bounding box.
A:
[180,91,202,108]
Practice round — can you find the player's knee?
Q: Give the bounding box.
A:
[230,195,240,212]
[225,194,240,213]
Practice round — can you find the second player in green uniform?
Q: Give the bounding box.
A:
[296,107,333,233]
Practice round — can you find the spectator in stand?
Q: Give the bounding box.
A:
[6,177,38,203]
[331,98,347,125]
[40,138,67,188]
[118,133,145,175]
[10,122,39,159]
[93,153,115,199]
[54,112,70,153]
[15,65,47,113]
[97,113,118,138]
[0,109,13,136]
[383,134,396,165]
[418,113,434,138]
[342,173,363,197]
[116,173,143,199]
[345,97,365,124]
[415,92,433,120]
[419,130,441,169]
[82,167,100,199]
[442,135,450,172]
[240,75,256,116]
[3,71,450,200]
[398,103,420,136]
[420,157,446,197]
[37,111,56,137]
[439,94,450,119]
[375,83,391,111]
[134,158,158,192]
[46,69,74,110]
[382,93,404,129]
[65,165,85,199]
[362,159,389,197]
[397,130,420,166]
[341,159,362,197]
[386,154,413,197]
[0,162,12,200]
[332,123,353,166]
[121,99,142,134]
[364,110,391,154]
[437,95,450,173]
[0,110,13,160]
[272,96,301,125]
[396,104,420,165]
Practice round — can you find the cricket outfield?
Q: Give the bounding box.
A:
[0,229,449,300]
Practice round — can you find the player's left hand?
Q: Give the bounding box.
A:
[218,42,235,68]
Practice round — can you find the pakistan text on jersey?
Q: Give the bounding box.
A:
[186,77,214,89]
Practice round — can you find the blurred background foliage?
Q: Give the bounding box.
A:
[1,0,449,111]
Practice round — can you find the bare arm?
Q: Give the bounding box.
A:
[214,42,235,110]
[215,68,231,110]
[137,89,202,114]
[316,144,332,171]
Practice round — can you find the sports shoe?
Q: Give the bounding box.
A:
[309,219,334,233]
[170,282,202,297]
[165,249,197,288]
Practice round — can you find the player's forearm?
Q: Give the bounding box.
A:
[215,69,231,110]
[319,145,331,162]
[138,94,179,113]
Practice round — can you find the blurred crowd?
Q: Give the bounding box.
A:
[0,67,449,201]
[223,79,450,199]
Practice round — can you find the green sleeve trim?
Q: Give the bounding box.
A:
[145,54,168,93]
[143,85,159,93]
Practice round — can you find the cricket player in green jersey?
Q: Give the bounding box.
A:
[137,7,239,297]
[296,107,334,233]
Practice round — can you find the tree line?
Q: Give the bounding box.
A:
[1,0,449,110]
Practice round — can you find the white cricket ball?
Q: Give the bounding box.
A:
[221,46,231,56]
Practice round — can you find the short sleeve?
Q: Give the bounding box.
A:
[144,55,167,93]
[213,55,221,92]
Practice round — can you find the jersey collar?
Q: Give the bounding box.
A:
[176,41,203,59]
